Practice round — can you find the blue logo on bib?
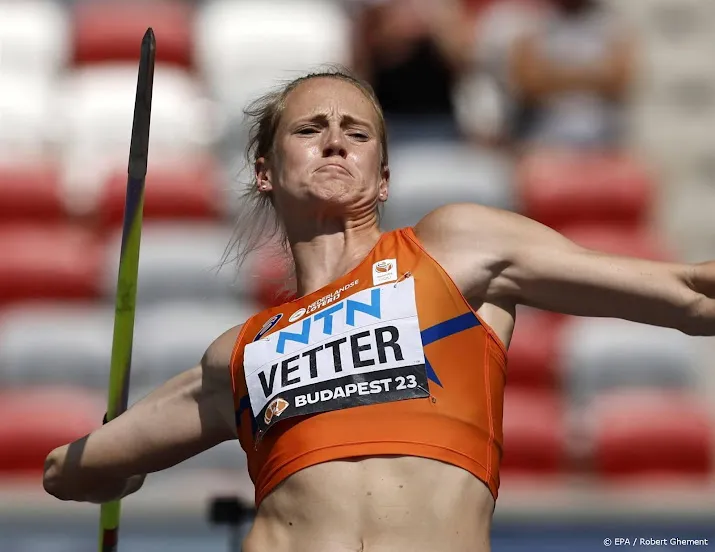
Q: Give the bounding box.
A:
[253,313,283,342]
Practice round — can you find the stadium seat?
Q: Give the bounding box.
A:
[195,0,351,118]
[667,183,715,262]
[95,156,224,228]
[633,0,715,45]
[0,303,115,388]
[0,224,102,305]
[560,224,672,261]
[632,65,715,169]
[0,76,55,158]
[501,389,566,474]
[132,300,259,387]
[381,142,515,230]
[100,223,251,304]
[587,390,712,478]
[506,307,563,390]
[0,0,69,78]
[56,64,215,161]
[559,318,699,407]
[0,387,104,473]
[249,243,296,308]
[72,0,194,67]
[0,160,65,222]
[517,151,654,231]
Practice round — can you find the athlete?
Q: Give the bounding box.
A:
[43,70,715,552]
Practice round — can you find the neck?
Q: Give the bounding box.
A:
[286,214,383,298]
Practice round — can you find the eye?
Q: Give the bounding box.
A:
[349,131,369,141]
[296,126,319,135]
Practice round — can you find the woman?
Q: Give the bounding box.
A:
[43,70,715,552]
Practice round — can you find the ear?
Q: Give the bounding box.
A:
[378,165,390,203]
[255,157,274,193]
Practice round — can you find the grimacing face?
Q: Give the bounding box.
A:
[256,78,389,218]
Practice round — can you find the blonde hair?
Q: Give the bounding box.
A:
[221,68,389,296]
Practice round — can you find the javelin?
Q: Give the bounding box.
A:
[99,28,155,552]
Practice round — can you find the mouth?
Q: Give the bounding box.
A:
[317,164,352,176]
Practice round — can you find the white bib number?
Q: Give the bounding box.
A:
[244,278,429,438]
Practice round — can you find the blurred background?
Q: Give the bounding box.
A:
[1,0,715,550]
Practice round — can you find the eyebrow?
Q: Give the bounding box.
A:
[294,113,376,133]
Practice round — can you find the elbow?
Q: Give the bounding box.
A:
[43,448,73,501]
[680,264,715,336]
[680,293,715,337]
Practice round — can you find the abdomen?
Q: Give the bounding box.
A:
[244,456,494,552]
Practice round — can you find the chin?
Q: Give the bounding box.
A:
[306,179,355,204]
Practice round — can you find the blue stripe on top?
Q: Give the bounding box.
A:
[420,312,481,387]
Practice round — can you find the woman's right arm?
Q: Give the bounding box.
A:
[43,324,242,503]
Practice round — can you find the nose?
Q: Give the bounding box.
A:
[322,125,348,159]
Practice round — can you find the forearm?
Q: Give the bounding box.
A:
[43,441,145,504]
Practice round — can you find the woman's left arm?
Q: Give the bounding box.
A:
[416,204,715,336]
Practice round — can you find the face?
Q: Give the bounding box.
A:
[256,78,389,219]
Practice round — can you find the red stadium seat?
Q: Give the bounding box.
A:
[590,390,712,479]
[0,224,103,304]
[501,389,567,474]
[252,248,297,308]
[0,387,103,473]
[96,157,223,228]
[0,161,64,222]
[518,151,655,231]
[561,224,673,261]
[72,0,194,67]
[507,308,564,390]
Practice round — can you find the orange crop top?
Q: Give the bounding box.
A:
[230,227,507,507]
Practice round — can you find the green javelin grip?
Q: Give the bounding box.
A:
[99,27,155,552]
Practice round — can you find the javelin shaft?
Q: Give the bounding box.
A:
[99,27,155,552]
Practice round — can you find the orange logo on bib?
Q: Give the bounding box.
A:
[375,261,392,273]
[264,397,289,425]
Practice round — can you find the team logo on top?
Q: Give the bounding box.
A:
[372,259,397,285]
[253,313,283,342]
[263,397,289,425]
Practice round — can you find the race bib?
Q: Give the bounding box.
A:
[244,277,429,439]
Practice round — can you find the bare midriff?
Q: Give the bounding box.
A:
[242,456,494,552]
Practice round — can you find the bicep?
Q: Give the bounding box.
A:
[493,216,696,330]
[71,356,237,478]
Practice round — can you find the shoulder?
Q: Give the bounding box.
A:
[202,323,245,374]
[413,203,518,249]
[412,203,521,298]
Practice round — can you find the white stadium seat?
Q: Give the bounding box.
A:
[381,141,515,230]
[55,64,216,162]
[624,0,715,44]
[559,318,700,407]
[132,300,259,387]
[101,223,255,304]
[0,0,69,78]
[0,76,55,158]
[665,183,715,262]
[0,302,115,388]
[630,91,715,176]
[195,0,351,119]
